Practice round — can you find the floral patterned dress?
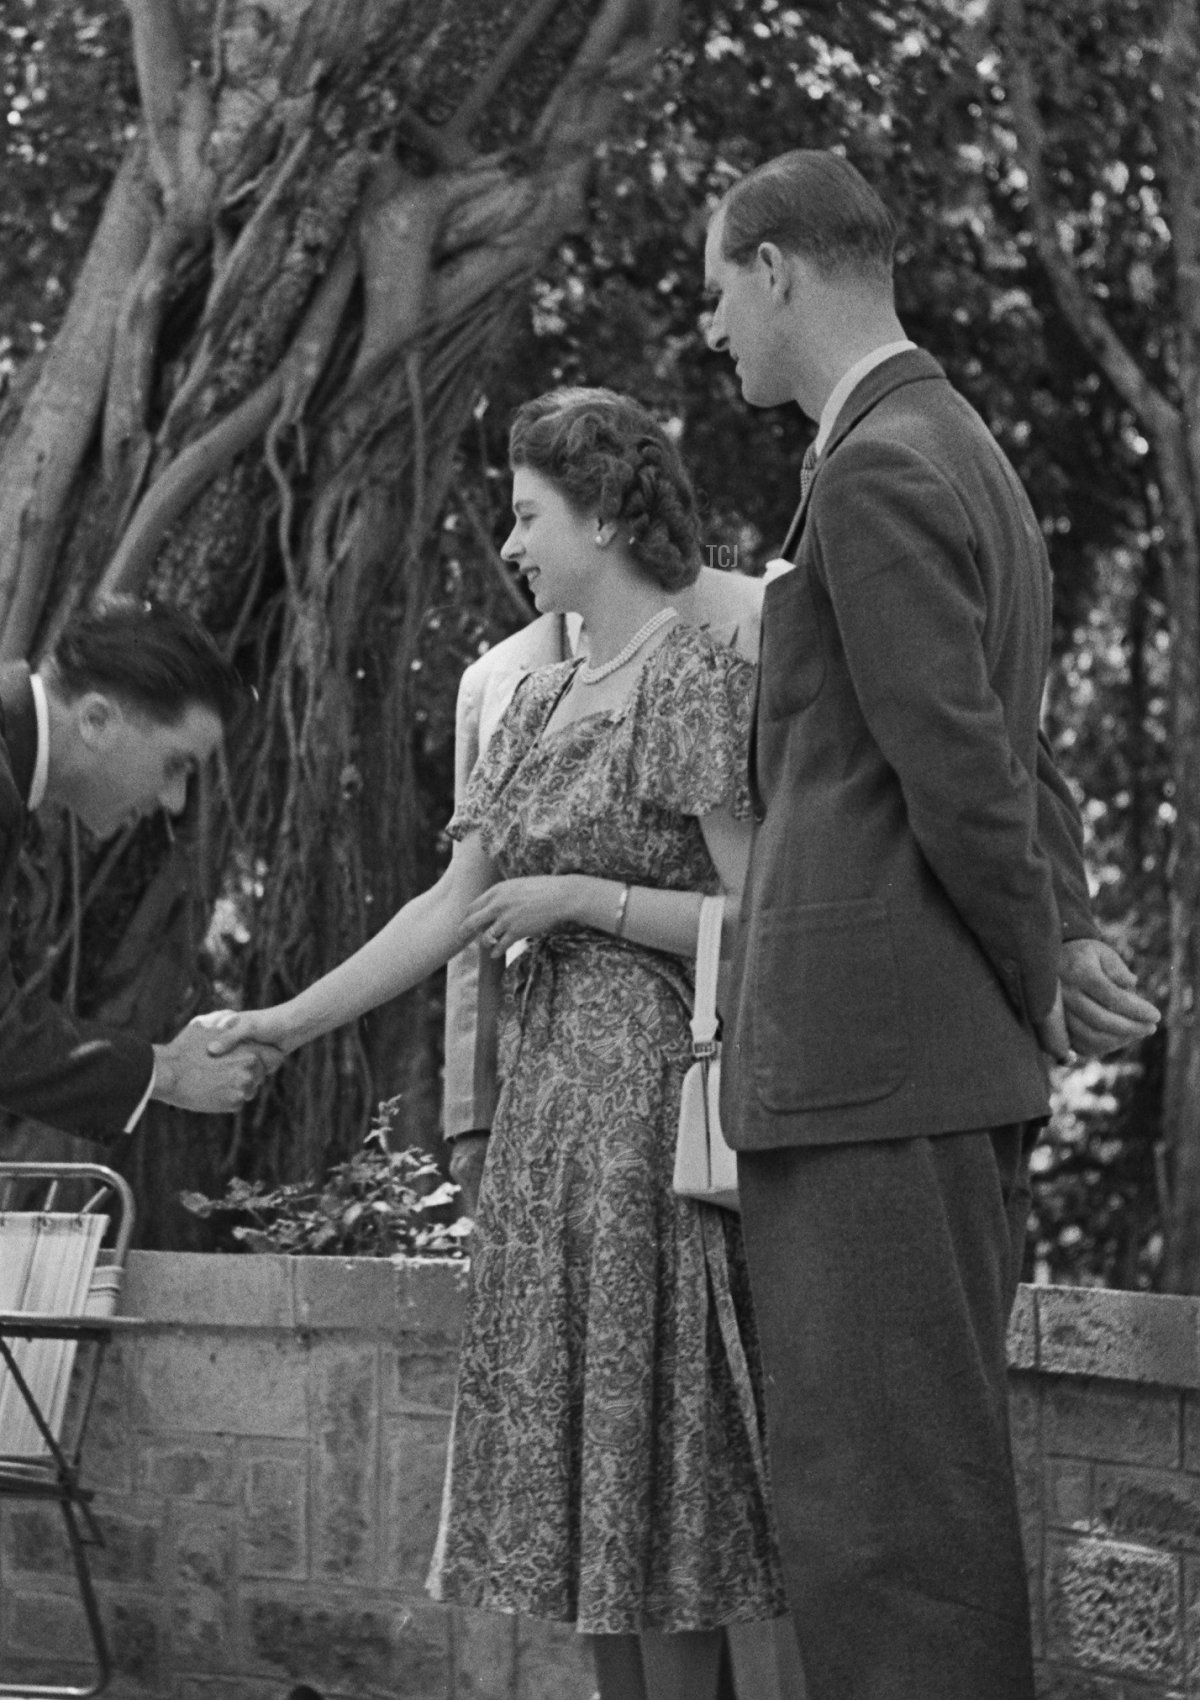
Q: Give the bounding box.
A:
[430,622,786,1635]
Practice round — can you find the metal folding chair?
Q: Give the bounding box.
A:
[0,1162,137,1698]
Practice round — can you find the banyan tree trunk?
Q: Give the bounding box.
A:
[0,0,679,1243]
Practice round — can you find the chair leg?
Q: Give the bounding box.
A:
[0,1482,112,1697]
[56,1493,112,1698]
[0,1495,110,1700]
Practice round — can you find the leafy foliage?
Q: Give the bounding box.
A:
[0,0,133,400]
[179,1097,470,1258]
[1028,1041,1166,1289]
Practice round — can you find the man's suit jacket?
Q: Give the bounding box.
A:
[0,665,153,1140]
[441,569,766,1138]
[724,349,1091,1150]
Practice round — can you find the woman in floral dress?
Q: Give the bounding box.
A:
[211,389,785,1700]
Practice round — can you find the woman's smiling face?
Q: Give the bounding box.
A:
[500,467,600,614]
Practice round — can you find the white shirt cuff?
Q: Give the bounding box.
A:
[27,672,50,811]
[124,1061,156,1133]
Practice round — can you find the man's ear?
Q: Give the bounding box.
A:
[75,691,118,750]
[757,241,801,305]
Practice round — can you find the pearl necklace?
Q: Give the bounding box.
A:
[577,608,676,685]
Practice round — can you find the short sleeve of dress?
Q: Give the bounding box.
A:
[447,667,560,842]
[629,628,755,820]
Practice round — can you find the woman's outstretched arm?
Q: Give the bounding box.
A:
[460,807,753,961]
[207,832,496,1057]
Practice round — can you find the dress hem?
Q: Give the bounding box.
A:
[427,1578,790,1637]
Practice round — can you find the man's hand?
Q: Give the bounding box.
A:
[1034,984,1072,1065]
[152,1019,282,1113]
[448,1132,489,1218]
[1060,937,1160,1059]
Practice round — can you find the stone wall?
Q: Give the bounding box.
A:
[1009,1283,1200,1697]
[4,1261,1200,1697]
[0,1251,799,1699]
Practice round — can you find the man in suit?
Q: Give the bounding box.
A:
[703,151,1159,1700]
[0,597,270,1143]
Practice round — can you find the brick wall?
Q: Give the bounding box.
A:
[4,1261,1197,1697]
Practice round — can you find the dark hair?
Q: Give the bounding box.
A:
[508,387,701,592]
[49,597,244,727]
[719,150,896,283]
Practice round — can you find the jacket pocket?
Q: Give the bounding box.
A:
[751,898,908,1111]
[758,564,826,720]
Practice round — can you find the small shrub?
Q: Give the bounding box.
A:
[180,1098,470,1259]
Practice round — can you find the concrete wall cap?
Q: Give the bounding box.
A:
[120,1250,468,1338]
[122,1261,1200,1387]
[1011,1284,1200,1390]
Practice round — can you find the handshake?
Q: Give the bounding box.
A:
[151,1012,286,1115]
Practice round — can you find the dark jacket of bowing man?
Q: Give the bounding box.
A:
[0,599,273,1142]
[0,665,154,1139]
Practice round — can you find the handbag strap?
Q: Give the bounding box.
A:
[690,895,725,1056]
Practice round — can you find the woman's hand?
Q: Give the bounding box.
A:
[199,1005,300,1061]
[462,876,584,957]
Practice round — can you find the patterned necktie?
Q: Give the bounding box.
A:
[800,441,819,502]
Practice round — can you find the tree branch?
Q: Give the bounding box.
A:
[995,0,1182,448]
[342,4,676,430]
[126,0,201,209]
[102,219,187,484]
[0,145,156,661]
[1159,0,1200,438]
[441,0,569,157]
[199,124,313,341]
[534,0,672,147]
[435,164,533,256]
[103,0,680,605]
[155,123,317,453]
[98,243,360,598]
[348,162,445,389]
[104,1,218,485]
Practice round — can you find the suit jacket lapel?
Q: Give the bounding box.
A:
[780,349,947,562]
[0,664,37,814]
[779,491,810,563]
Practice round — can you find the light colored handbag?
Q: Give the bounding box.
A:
[674,894,739,1211]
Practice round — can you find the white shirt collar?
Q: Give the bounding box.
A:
[813,340,917,457]
[27,672,49,812]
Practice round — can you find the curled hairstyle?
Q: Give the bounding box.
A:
[719,150,896,283]
[508,388,701,592]
[49,597,245,728]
